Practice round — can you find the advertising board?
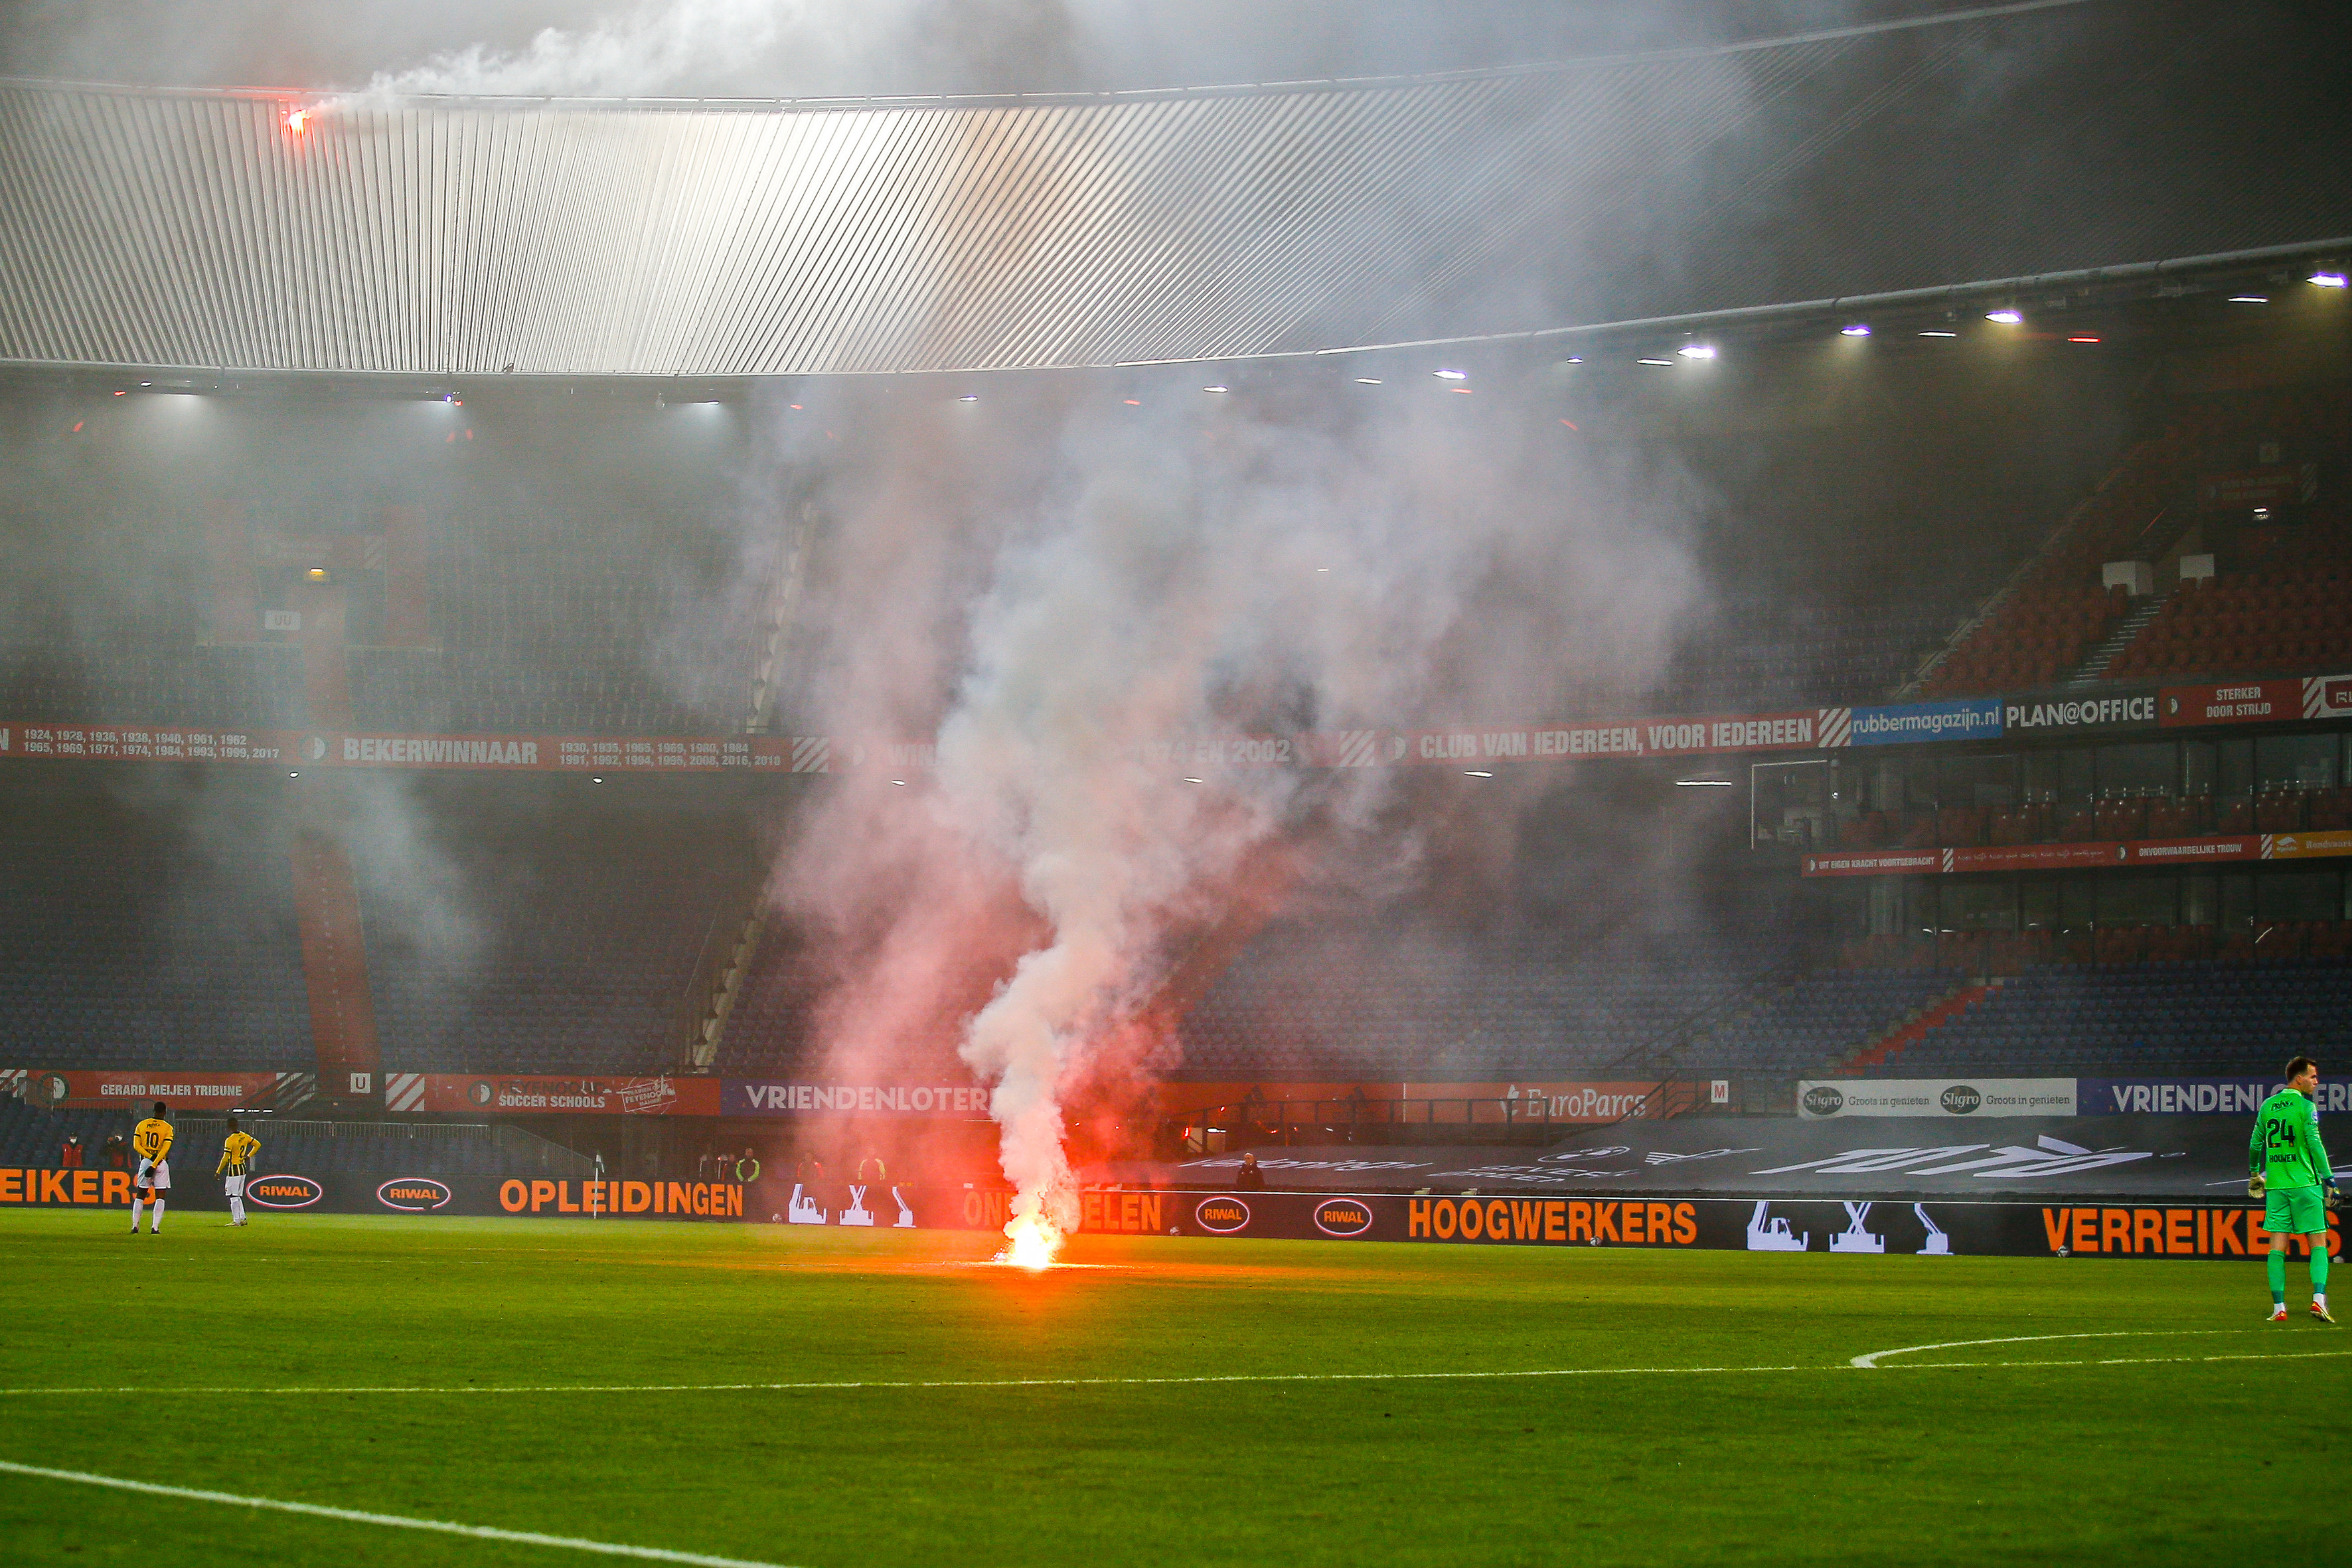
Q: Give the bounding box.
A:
[935,1190,2341,1260]
[2160,680,2300,728]
[2000,691,2157,736]
[1802,836,2274,877]
[1795,1079,2077,1119]
[12,1070,287,1110]
[2079,1077,2352,1117]
[1843,698,2003,747]
[722,1080,991,1117]
[2266,830,2352,861]
[380,1073,721,1117]
[7,1169,2331,1261]
[1152,1081,1699,1123]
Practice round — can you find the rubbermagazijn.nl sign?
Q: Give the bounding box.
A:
[1845,699,2002,746]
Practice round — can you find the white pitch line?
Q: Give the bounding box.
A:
[0,1365,1810,1397]
[1851,1328,2260,1369]
[0,1459,795,1567]
[1885,1349,2352,1371]
[2,1338,2338,1399]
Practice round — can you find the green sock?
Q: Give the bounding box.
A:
[2269,1249,2288,1304]
[2313,1244,2330,1299]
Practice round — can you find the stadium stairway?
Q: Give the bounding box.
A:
[1834,980,1993,1077]
[2061,591,2169,688]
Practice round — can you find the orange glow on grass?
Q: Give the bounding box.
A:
[996,1210,1062,1271]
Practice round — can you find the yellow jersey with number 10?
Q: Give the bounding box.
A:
[132,1119,173,1163]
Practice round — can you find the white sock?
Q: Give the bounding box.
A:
[151,1198,165,1229]
[130,1198,145,1230]
[229,1196,245,1223]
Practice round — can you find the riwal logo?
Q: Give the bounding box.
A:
[2305,674,2352,719]
[1194,1197,1251,1233]
[245,1174,323,1209]
[1312,1198,1373,1237]
[376,1177,451,1212]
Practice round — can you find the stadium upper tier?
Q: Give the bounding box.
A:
[1921,387,2352,697]
[0,394,762,739]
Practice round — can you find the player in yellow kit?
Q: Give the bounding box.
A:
[129,1101,173,1234]
[217,1115,261,1227]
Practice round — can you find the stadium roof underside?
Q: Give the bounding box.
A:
[0,3,2345,378]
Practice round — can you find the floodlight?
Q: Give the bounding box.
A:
[1986,309,2023,324]
[1840,325,1870,337]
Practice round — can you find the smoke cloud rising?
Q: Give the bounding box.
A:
[765,378,1705,1247]
[347,0,798,101]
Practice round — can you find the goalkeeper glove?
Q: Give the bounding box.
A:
[2327,1179,2343,1208]
[2248,1172,2266,1198]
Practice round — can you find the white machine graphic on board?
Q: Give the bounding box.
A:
[786,1183,826,1224]
[1914,1204,1954,1255]
[839,1184,876,1226]
[892,1186,916,1227]
[1828,1202,1887,1253]
[1745,1200,1809,1251]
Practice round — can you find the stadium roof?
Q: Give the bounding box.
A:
[0,1,2345,379]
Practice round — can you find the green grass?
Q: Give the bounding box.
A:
[0,1210,2340,1567]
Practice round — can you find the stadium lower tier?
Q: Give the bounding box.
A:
[1866,960,2352,1078]
[0,773,315,1070]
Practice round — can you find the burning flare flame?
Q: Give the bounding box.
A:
[996,1210,1061,1271]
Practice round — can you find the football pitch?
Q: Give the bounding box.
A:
[1,1210,2341,1567]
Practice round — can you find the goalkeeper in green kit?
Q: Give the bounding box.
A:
[2250,1056,2340,1323]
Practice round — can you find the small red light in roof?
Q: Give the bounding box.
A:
[2068,336,2100,343]
[72,421,83,432]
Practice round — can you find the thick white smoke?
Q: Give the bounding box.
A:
[767,380,1705,1255]
[349,0,801,101]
